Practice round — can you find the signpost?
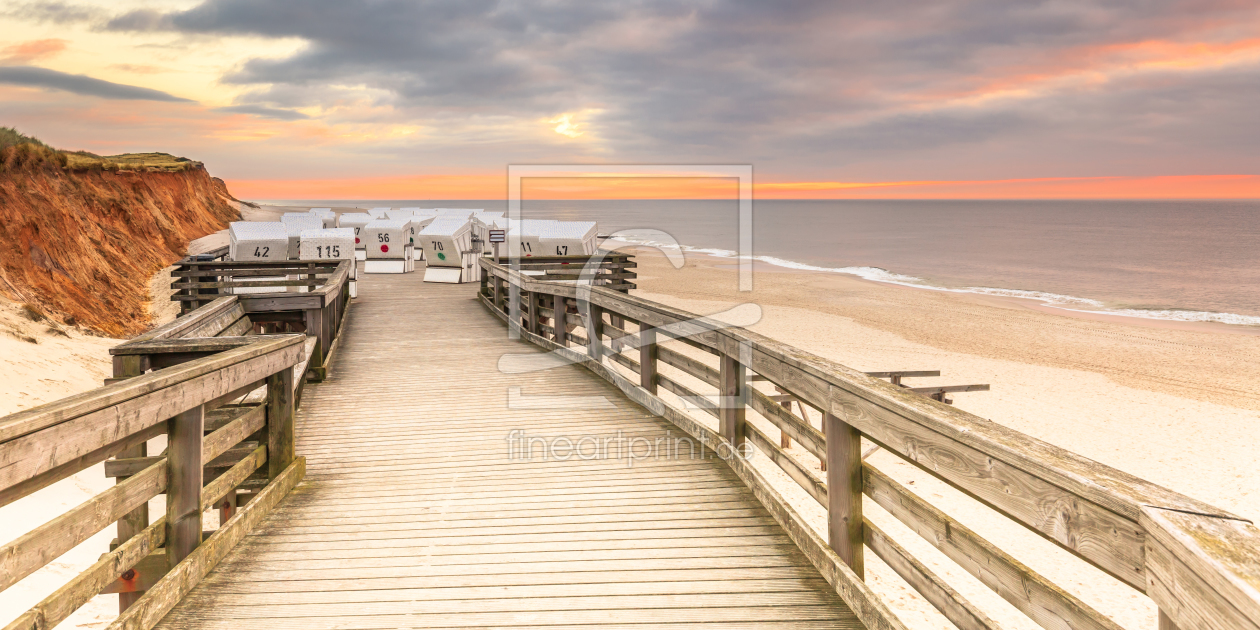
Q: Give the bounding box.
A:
[489,229,506,263]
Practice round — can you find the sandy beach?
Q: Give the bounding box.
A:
[5,216,1256,630]
[626,246,1260,630]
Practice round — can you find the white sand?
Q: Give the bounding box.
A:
[0,203,355,628]
[627,248,1260,630]
[5,227,1255,629]
[0,299,125,628]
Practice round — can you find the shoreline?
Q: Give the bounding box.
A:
[665,247,1260,337]
[627,244,1260,506]
[627,245,1260,630]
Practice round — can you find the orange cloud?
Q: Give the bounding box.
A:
[925,36,1260,105]
[1,39,68,65]
[228,174,507,200]
[224,173,1260,201]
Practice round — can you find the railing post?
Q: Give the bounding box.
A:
[305,306,326,379]
[166,404,204,567]
[640,325,658,394]
[1158,611,1180,630]
[553,293,566,344]
[266,367,296,480]
[825,411,864,578]
[525,291,539,335]
[588,305,604,361]
[719,353,746,450]
[195,266,216,311]
[112,358,148,612]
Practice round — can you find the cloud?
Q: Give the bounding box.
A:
[108,63,169,74]
[213,104,310,120]
[83,0,1260,177]
[0,66,192,102]
[2,1,106,24]
[104,8,172,32]
[0,39,69,64]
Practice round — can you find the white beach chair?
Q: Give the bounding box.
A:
[280,214,324,259]
[505,219,557,258]
[362,218,415,274]
[539,220,599,256]
[227,222,289,294]
[299,227,358,298]
[419,217,474,283]
[229,222,287,262]
[308,208,338,228]
[337,212,374,260]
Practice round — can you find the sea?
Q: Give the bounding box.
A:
[255,199,1260,326]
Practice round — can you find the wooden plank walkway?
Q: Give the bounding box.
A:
[155,266,861,629]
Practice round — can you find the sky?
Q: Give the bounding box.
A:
[1,0,1258,199]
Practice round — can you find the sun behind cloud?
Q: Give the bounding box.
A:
[545,110,604,139]
[547,112,584,138]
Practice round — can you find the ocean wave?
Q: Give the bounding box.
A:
[605,237,1260,327]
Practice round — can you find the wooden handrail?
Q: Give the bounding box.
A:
[169,260,351,315]
[0,335,301,444]
[480,256,1260,630]
[125,296,240,346]
[0,333,306,630]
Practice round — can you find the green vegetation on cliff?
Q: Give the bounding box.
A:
[0,127,201,173]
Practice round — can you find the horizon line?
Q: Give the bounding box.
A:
[249,197,1260,202]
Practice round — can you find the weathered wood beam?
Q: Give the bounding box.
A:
[265,367,295,481]
[105,457,305,630]
[0,334,302,445]
[905,384,990,395]
[3,513,165,630]
[658,346,720,388]
[0,423,164,509]
[639,326,658,394]
[748,387,826,461]
[656,374,718,419]
[1142,506,1260,630]
[122,297,238,346]
[719,353,747,452]
[110,337,257,356]
[165,405,203,567]
[825,411,863,578]
[865,520,999,630]
[864,370,941,379]
[746,422,827,506]
[864,463,1124,630]
[0,460,166,593]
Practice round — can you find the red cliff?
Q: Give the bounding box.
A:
[0,145,240,337]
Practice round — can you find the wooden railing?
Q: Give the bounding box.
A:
[167,260,353,381]
[0,334,308,630]
[480,253,637,302]
[479,257,1260,630]
[171,258,351,315]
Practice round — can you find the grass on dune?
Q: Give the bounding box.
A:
[1,127,202,173]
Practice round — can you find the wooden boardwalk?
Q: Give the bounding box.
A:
[154,266,861,629]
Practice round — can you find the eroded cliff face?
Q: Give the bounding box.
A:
[0,150,240,337]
